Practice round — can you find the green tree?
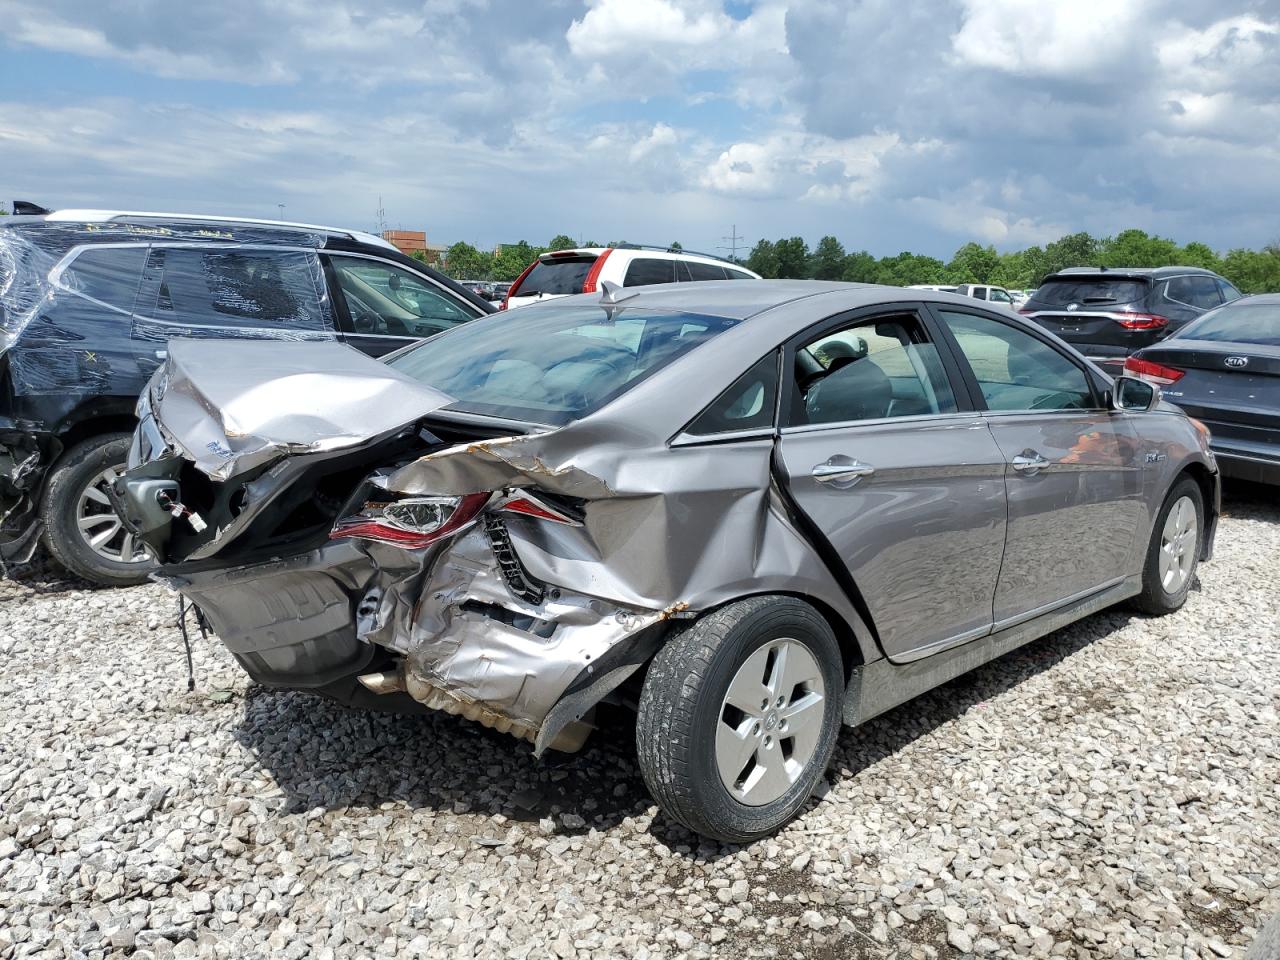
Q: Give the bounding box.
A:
[747,239,778,278]
[809,235,846,280]
[1099,229,1180,268]
[547,234,578,251]
[442,241,492,280]
[874,252,947,286]
[840,250,879,283]
[946,242,1000,283]
[669,241,683,251]
[491,241,543,282]
[1178,241,1223,272]
[1039,232,1099,279]
[1221,245,1280,293]
[774,237,810,278]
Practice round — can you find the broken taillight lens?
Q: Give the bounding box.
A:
[500,493,580,525]
[331,492,490,548]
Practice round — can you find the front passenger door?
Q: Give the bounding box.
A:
[325,255,482,357]
[776,308,1008,662]
[933,309,1146,626]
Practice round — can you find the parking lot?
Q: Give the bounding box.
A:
[1,481,1276,959]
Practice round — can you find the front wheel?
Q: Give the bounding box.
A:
[635,596,844,843]
[1132,476,1203,615]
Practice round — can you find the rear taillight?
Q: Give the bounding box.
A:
[502,260,539,310]
[1114,312,1169,330]
[331,493,490,548]
[1124,357,1185,385]
[1018,307,1034,315]
[581,248,614,293]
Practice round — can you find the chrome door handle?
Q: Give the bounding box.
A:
[811,456,875,488]
[1011,451,1051,474]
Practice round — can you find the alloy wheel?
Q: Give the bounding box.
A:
[75,465,150,565]
[716,638,826,807]
[1158,495,1198,594]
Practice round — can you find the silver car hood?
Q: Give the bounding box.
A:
[144,339,454,480]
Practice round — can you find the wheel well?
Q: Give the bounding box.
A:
[1176,461,1217,555]
[54,416,137,460]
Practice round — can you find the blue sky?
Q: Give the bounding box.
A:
[1,0,1277,259]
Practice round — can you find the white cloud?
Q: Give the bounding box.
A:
[951,0,1151,79]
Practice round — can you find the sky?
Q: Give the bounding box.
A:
[1,0,1277,259]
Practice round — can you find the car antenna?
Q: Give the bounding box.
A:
[598,280,639,321]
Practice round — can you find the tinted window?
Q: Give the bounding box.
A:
[1029,278,1147,308]
[1165,275,1222,310]
[686,261,729,281]
[794,316,958,425]
[1176,303,1280,346]
[59,246,147,313]
[140,247,327,331]
[623,258,676,286]
[725,267,756,281]
[389,304,738,426]
[513,256,595,296]
[329,256,477,337]
[686,353,778,436]
[940,311,1094,412]
[1217,279,1242,303]
[971,287,988,300]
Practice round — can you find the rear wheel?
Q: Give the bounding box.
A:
[1132,477,1203,615]
[40,434,155,586]
[635,596,844,843]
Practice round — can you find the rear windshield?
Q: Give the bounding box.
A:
[1176,303,1280,346]
[512,256,596,296]
[388,303,738,425]
[1029,278,1148,308]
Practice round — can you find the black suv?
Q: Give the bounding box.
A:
[0,210,492,585]
[1019,266,1242,372]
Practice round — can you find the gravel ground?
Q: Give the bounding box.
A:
[1,482,1277,960]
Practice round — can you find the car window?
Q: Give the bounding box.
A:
[939,311,1095,412]
[1217,279,1242,303]
[1165,276,1222,310]
[137,246,328,332]
[1176,302,1280,346]
[389,304,739,426]
[972,287,988,300]
[1029,278,1147,308]
[686,261,729,281]
[512,256,596,296]
[725,267,756,281]
[623,258,676,286]
[58,246,147,314]
[685,353,778,436]
[793,315,958,426]
[329,256,477,337]
[989,288,1013,304]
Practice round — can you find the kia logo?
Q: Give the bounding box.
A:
[1225,356,1249,368]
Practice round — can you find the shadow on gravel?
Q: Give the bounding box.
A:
[0,544,100,599]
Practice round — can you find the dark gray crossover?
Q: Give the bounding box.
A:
[1126,294,1280,485]
[118,281,1220,841]
[0,210,491,584]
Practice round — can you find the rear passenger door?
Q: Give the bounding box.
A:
[931,308,1147,626]
[775,305,1009,661]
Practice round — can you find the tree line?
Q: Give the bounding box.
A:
[747,230,1280,293]
[430,228,1280,293]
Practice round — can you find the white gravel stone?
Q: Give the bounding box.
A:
[1,488,1278,958]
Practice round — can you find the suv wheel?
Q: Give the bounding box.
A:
[40,433,155,586]
[635,596,844,843]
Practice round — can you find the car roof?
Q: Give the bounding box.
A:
[1050,266,1220,279]
[0,209,395,251]
[542,246,754,269]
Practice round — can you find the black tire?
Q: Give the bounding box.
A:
[1131,476,1203,616]
[635,596,844,843]
[40,433,155,587]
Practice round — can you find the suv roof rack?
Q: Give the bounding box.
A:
[611,242,739,265]
[39,209,395,251]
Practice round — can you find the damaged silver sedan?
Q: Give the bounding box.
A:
[116,281,1220,841]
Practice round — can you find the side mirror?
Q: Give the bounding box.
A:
[1112,375,1160,412]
